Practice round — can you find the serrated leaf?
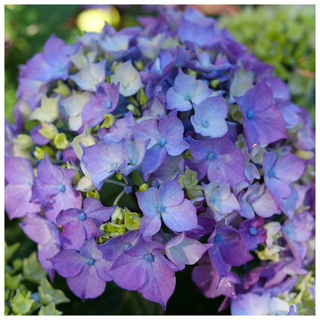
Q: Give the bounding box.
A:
[38,278,70,305]
[38,301,63,315]
[10,289,34,315]
[5,272,22,291]
[5,242,20,262]
[23,252,47,284]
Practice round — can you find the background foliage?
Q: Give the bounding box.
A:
[4,4,315,315]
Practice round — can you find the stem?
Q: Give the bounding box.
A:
[113,190,125,206]
[122,176,129,185]
[105,180,126,187]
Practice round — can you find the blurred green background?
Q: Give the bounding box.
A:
[4,4,315,316]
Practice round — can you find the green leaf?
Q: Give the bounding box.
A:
[23,252,47,284]
[12,258,23,271]
[5,272,22,291]
[38,301,63,315]
[38,278,70,306]
[10,289,34,315]
[5,242,20,262]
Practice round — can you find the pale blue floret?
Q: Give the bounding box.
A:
[145,253,154,262]
[268,169,276,178]
[246,111,254,119]
[249,227,258,236]
[201,120,209,128]
[105,101,112,109]
[207,152,216,160]
[157,204,166,213]
[77,212,87,221]
[158,138,166,146]
[86,258,95,266]
[28,181,33,186]
[214,234,222,243]
[111,162,118,170]
[57,184,66,193]
[185,93,193,101]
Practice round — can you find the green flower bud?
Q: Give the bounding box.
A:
[116,173,123,181]
[111,206,124,223]
[38,122,59,140]
[134,60,144,71]
[54,133,69,150]
[53,80,70,96]
[210,79,220,88]
[139,183,148,192]
[86,189,100,200]
[107,222,126,238]
[14,134,33,150]
[101,113,115,129]
[124,208,141,231]
[127,104,141,116]
[187,185,204,199]
[29,94,60,124]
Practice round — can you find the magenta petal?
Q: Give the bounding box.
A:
[67,265,106,300]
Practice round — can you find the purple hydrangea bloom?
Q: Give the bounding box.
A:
[51,238,112,300]
[5,157,41,220]
[207,225,253,280]
[282,211,314,267]
[263,152,305,208]
[99,230,140,261]
[20,214,60,280]
[178,6,217,48]
[30,153,82,222]
[81,140,129,190]
[30,124,50,145]
[107,235,177,310]
[282,183,309,220]
[57,197,116,250]
[118,139,150,176]
[190,95,228,138]
[21,34,80,82]
[131,109,190,180]
[136,176,200,237]
[239,216,266,251]
[231,292,271,315]
[234,80,289,150]
[238,183,280,219]
[140,50,176,84]
[166,69,212,111]
[192,254,239,299]
[202,181,240,221]
[188,135,248,185]
[82,82,120,128]
[101,111,136,144]
[165,231,212,270]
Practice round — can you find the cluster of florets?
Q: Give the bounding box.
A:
[5,6,315,315]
